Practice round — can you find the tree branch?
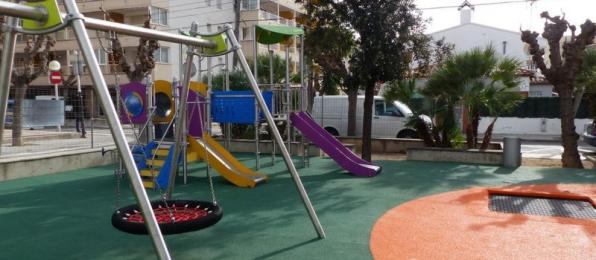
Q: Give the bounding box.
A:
[520,30,548,71]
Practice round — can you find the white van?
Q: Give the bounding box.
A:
[311,95,418,138]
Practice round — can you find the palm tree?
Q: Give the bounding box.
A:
[424,46,521,148]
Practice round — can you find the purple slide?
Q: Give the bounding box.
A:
[290,112,381,177]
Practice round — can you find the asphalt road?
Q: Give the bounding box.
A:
[519,140,595,160]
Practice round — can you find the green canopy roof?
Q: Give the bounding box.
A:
[255,24,304,45]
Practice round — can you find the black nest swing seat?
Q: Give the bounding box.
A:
[111,200,223,235]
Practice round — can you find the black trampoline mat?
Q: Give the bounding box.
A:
[489,194,596,219]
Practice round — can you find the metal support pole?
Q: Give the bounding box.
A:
[181,80,188,184]
[146,75,154,143]
[253,25,258,84]
[300,34,307,167]
[166,23,198,199]
[224,53,231,150]
[255,96,260,170]
[0,15,18,156]
[225,24,325,238]
[269,48,275,165]
[54,83,61,131]
[61,1,171,259]
[205,56,213,180]
[0,1,47,22]
[285,45,291,155]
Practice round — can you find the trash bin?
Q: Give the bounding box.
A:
[503,137,521,167]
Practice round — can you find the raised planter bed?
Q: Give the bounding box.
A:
[407,147,504,166]
[338,137,502,153]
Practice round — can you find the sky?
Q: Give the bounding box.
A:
[415,0,596,34]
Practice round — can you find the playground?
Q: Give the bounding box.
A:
[0,1,595,259]
[0,158,594,259]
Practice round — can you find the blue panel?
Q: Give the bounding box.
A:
[211,91,273,124]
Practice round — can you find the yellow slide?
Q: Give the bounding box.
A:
[187,135,268,188]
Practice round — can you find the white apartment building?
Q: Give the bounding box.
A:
[7,0,174,116]
[168,0,304,82]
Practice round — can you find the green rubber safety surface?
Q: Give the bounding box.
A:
[0,155,593,259]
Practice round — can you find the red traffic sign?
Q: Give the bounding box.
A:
[49,71,62,85]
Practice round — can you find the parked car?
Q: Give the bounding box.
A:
[312,95,422,138]
[583,121,596,147]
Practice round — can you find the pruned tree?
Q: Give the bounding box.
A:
[10,35,55,146]
[521,12,595,168]
[109,15,160,82]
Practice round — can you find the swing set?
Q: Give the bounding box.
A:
[0,1,325,259]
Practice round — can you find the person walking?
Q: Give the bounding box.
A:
[75,92,86,138]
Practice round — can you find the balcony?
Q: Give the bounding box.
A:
[56,0,161,13]
[241,9,296,27]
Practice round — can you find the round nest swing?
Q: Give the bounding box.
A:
[111,200,223,235]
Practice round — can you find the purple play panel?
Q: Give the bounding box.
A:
[187,90,205,137]
[119,82,147,124]
[290,111,381,177]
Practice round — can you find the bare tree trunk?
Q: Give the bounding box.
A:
[472,113,479,148]
[465,115,474,149]
[361,82,375,162]
[11,83,27,146]
[480,117,498,150]
[347,87,358,136]
[559,87,584,168]
[307,63,316,113]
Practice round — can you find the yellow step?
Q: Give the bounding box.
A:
[147,159,165,167]
[142,180,155,189]
[152,148,170,157]
[140,169,159,178]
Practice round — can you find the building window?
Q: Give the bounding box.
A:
[502,41,507,55]
[94,49,108,65]
[55,27,70,40]
[154,47,170,64]
[217,0,222,9]
[150,6,168,25]
[241,0,259,10]
[68,50,85,73]
[242,27,252,40]
[207,23,212,33]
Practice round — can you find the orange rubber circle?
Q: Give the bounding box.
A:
[370,184,596,259]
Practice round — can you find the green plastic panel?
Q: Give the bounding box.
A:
[200,33,228,56]
[22,0,63,31]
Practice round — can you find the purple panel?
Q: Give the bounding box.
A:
[119,81,148,124]
[187,90,205,137]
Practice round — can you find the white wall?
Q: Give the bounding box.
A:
[529,84,553,97]
[478,117,592,139]
[430,23,545,67]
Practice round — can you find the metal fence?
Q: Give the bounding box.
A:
[1,86,134,159]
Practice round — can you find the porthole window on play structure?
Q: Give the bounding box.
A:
[155,92,172,117]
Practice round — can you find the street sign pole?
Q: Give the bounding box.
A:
[49,60,62,132]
